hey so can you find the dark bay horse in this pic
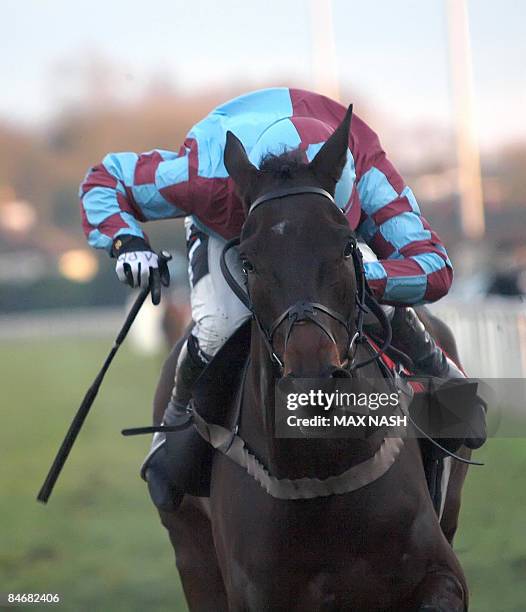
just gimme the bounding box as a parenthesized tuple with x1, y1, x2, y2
(154, 108, 469, 610)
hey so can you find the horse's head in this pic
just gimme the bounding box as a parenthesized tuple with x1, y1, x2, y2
(224, 106, 362, 379)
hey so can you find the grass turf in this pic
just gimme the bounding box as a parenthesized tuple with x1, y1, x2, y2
(1, 337, 525, 611)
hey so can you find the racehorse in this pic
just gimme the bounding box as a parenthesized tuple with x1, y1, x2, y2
(153, 109, 470, 610)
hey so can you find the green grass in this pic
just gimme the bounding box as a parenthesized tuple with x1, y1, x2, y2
(455, 439, 526, 611)
(1, 338, 187, 612)
(1, 337, 525, 611)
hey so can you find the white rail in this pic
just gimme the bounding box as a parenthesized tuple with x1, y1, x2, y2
(431, 299, 526, 378)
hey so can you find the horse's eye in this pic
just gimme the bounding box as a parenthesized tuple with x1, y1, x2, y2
(343, 239, 356, 259)
(242, 258, 254, 274)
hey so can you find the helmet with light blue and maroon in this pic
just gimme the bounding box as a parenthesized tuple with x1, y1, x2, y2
(247, 116, 355, 212)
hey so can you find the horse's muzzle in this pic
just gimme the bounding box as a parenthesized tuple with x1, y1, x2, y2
(330, 367, 351, 379)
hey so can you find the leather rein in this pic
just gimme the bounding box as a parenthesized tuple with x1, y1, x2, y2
(220, 185, 393, 374)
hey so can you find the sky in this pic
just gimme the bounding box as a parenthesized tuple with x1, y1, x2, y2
(1, 0, 524, 150)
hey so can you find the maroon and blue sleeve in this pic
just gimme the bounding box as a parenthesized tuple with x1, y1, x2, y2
(79, 146, 194, 252)
(352, 117, 453, 305)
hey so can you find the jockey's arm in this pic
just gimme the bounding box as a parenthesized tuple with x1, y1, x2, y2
(353, 121, 453, 306)
(79, 148, 195, 252)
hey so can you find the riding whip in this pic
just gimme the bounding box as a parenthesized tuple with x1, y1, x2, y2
(36, 250, 171, 504)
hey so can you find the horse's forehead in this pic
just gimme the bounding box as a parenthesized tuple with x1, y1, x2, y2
(258, 210, 321, 246)
(256, 198, 335, 238)
(270, 219, 289, 236)
(258, 196, 328, 231)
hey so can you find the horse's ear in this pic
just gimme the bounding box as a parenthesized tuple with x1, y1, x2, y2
(309, 104, 353, 193)
(224, 130, 259, 202)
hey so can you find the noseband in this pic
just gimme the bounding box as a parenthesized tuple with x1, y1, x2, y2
(220, 186, 392, 373)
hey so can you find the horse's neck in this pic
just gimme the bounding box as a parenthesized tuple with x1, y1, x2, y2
(240, 334, 385, 480)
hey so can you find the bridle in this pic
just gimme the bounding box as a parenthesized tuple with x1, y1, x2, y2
(124, 188, 484, 469)
(220, 186, 393, 374)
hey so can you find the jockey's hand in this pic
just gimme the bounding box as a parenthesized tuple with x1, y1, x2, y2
(112, 236, 170, 305)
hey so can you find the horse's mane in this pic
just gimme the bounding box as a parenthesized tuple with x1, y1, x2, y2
(258, 148, 309, 180)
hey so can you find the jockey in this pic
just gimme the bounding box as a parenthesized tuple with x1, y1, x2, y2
(80, 88, 486, 503)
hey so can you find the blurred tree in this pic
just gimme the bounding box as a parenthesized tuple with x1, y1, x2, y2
(52, 184, 81, 229)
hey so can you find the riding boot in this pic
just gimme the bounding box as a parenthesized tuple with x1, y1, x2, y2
(165, 335, 207, 420)
(391, 307, 486, 450)
(141, 335, 207, 511)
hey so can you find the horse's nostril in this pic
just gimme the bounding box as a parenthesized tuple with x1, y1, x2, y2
(331, 368, 351, 379)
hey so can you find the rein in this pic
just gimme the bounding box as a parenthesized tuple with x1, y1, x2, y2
(220, 185, 392, 373)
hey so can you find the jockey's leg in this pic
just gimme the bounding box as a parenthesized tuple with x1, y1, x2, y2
(142, 220, 251, 510)
(390, 306, 486, 450)
(357, 240, 486, 451)
(164, 334, 207, 420)
(164, 221, 251, 413)
(177, 218, 251, 396)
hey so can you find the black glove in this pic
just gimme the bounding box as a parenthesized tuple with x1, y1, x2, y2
(112, 235, 170, 305)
